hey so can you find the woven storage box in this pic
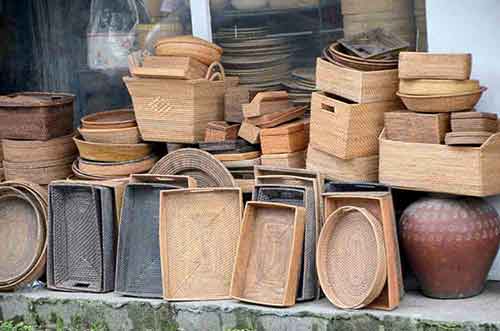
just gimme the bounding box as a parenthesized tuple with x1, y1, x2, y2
(323, 192, 404, 310)
(205, 121, 240, 142)
(316, 58, 399, 103)
(159, 188, 242, 301)
(261, 150, 306, 169)
(398, 52, 472, 80)
(385, 111, 450, 144)
(311, 92, 402, 159)
(253, 185, 317, 301)
(115, 175, 195, 298)
(124, 73, 226, 143)
(2, 134, 77, 163)
(261, 120, 308, 155)
(0, 93, 74, 141)
(48, 182, 116, 292)
(451, 112, 498, 133)
(379, 129, 500, 196)
(231, 202, 305, 307)
(307, 145, 378, 183)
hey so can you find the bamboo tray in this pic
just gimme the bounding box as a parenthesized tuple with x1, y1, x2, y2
(398, 52, 472, 80)
(397, 88, 486, 113)
(246, 106, 306, 128)
(323, 192, 404, 310)
(231, 202, 305, 307)
(159, 188, 242, 301)
(399, 79, 480, 96)
(317, 206, 386, 309)
(379, 129, 500, 196)
(78, 126, 142, 145)
(445, 132, 493, 146)
(77, 155, 159, 177)
(2, 134, 77, 163)
(81, 109, 136, 129)
(4, 156, 75, 185)
(73, 137, 152, 162)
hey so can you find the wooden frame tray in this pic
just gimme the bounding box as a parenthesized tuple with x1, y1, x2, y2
(230, 201, 305, 307)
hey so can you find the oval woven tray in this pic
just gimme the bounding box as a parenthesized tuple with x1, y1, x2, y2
(74, 137, 152, 162)
(317, 206, 387, 309)
(149, 148, 236, 188)
(78, 126, 142, 144)
(399, 79, 480, 96)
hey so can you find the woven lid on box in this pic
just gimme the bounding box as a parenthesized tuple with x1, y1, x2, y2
(260, 119, 306, 136)
(451, 111, 497, 120)
(0, 92, 74, 108)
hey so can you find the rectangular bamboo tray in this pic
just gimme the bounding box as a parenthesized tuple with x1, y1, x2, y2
(398, 52, 472, 80)
(379, 129, 500, 196)
(385, 111, 450, 144)
(311, 92, 402, 159)
(260, 120, 308, 155)
(323, 192, 404, 310)
(316, 58, 399, 103)
(306, 145, 379, 183)
(238, 121, 261, 144)
(230, 201, 305, 307)
(261, 150, 306, 169)
(124, 76, 225, 143)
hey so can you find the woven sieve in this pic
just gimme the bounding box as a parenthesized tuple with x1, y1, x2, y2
(317, 206, 387, 309)
(149, 148, 236, 188)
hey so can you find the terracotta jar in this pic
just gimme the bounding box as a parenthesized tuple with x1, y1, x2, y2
(400, 196, 500, 299)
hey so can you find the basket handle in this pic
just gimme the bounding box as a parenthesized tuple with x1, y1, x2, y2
(205, 62, 226, 81)
(209, 72, 223, 81)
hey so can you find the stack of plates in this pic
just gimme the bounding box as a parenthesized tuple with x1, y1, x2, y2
(281, 68, 317, 106)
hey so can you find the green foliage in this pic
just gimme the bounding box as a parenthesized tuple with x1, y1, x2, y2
(0, 321, 34, 331)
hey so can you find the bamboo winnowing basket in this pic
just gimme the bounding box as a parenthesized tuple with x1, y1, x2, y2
(398, 52, 472, 80)
(310, 92, 402, 159)
(230, 202, 305, 307)
(159, 188, 242, 301)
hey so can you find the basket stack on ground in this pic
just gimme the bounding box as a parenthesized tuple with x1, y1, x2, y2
(381, 52, 496, 196)
(73, 109, 158, 180)
(124, 35, 227, 144)
(238, 91, 309, 170)
(310, 32, 406, 182)
(0, 93, 76, 186)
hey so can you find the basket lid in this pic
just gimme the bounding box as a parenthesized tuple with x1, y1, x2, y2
(317, 206, 387, 309)
(0, 92, 75, 108)
(260, 119, 306, 136)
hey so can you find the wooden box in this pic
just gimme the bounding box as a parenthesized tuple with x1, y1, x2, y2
(306, 145, 379, 183)
(379, 129, 500, 196)
(230, 202, 305, 307)
(204, 121, 240, 142)
(323, 192, 404, 311)
(260, 120, 308, 155)
(385, 111, 450, 144)
(261, 150, 306, 169)
(316, 58, 399, 103)
(238, 121, 261, 144)
(451, 112, 498, 133)
(311, 92, 402, 159)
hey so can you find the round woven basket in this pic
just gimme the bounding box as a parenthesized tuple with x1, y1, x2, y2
(78, 126, 142, 144)
(149, 148, 236, 187)
(71, 160, 125, 181)
(2, 134, 77, 163)
(73, 137, 152, 162)
(81, 109, 136, 129)
(3, 156, 75, 185)
(77, 154, 159, 177)
(317, 206, 387, 309)
(155, 36, 223, 66)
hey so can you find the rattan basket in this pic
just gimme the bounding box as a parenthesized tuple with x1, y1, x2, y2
(397, 88, 487, 113)
(73, 137, 152, 162)
(317, 206, 387, 309)
(154, 36, 223, 66)
(81, 109, 136, 129)
(77, 155, 159, 177)
(2, 134, 77, 163)
(4, 156, 75, 185)
(78, 126, 142, 144)
(261, 150, 306, 169)
(398, 52, 472, 80)
(385, 111, 450, 144)
(159, 188, 242, 301)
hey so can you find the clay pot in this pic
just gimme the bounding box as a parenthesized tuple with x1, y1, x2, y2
(400, 196, 500, 299)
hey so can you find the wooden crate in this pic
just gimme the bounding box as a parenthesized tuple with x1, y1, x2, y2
(385, 111, 450, 144)
(230, 201, 305, 307)
(124, 76, 225, 143)
(379, 129, 500, 196)
(311, 92, 402, 159)
(316, 58, 399, 103)
(323, 192, 404, 311)
(260, 120, 308, 155)
(306, 145, 379, 183)
(261, 150, 306, 169)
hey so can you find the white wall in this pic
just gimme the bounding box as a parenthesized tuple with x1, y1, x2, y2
(426, 0, 500, 280)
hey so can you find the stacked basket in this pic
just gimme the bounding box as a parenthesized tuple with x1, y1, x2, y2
(73, 109, 158, 180)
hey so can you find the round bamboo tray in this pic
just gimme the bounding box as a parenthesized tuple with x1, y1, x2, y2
(328, 43, 398, 71)
(2, 134, 76, 163)
(77, 154, 159, 177)
(149, 148, 236, 187)
(399, 79, 481, 96)
(155, 36, 223, 65)
(4, 157, 75, 185)
(81, 109, 136, 129)
(78, 126, 142, 144)
(73, 137, 153, 162)
(317, 206, 387, 309)
(397, 87, 487, 113)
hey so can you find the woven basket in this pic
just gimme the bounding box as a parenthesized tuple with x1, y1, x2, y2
(159, 188, 242, 301)
(149, 148, 236, 188)
(399, 79, 480, 96)
(77, 155, 159, 177)
(225, 85, 250, 124)
(261, 120, 308, 155)
(261, 150, 306, 169)
(73, 137, 153, 162)
(317, 206, 387, 309)
(78, 126, 142, 144)
(4, 156, 75, 185)
(451, 112, 498, 133)
(154, 36, 223, 66)
(306, 145, 379, 183)
(397, 88, 486, 113)
(2, 134, 77, 163)
(124, 63, 226, 143)
(231, 202, 305, 307)
(81, 109, 136, 129)
(385, 111, 450, 144)
(398, 52, 472, 80)
(311, 92, 402, 160)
